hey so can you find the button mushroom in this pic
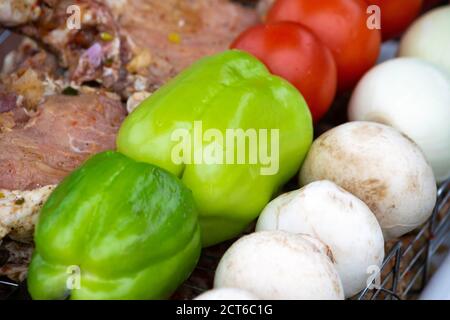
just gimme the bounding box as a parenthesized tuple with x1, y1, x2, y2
(256, 180, 385, 297)
(194, 288, 260, 300)
(214, 231, 344, 300)
(299, 121, 437, 240)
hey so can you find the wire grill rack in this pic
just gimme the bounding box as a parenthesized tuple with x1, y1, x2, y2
(357, 179, 450, 300)
(172, 179, 450, 300)
(0, 28, 449, 300)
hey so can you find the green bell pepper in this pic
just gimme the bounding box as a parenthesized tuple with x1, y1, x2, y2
(27, 151, 201, 300)
(117, 50, 313, 247)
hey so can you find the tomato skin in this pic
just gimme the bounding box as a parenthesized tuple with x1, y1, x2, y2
(231, 22, 337, 122)
(366, 0, 423, 40)
(267, 0, 381, 91)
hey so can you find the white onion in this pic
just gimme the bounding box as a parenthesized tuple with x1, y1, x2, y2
(349, 58, 450, 182)
(399, 5, 450, 75)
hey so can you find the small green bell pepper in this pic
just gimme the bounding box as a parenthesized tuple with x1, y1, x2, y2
(27, 151, 201, 300)
(117, 50, 313, 247)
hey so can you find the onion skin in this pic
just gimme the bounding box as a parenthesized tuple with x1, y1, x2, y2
(399, 5, 450, 75)
(349, 58, 450, 182)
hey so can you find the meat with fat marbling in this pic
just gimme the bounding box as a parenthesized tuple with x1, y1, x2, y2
(0, 0, 259, 95)
(0, 93, 125, 190)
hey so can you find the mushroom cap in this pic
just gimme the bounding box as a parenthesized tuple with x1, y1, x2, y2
(299, 121, 437, 239)
(194, 288, 259, 300)
(214, 231, 344, 300)
(257, 180, 385, 297)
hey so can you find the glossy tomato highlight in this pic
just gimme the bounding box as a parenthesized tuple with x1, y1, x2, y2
(267, 0, 381, 91)
(231, 22, 337, 122)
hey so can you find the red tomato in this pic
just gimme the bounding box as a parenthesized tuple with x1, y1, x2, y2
(366, 0, 423, 40)
(267, 0, 381, 91)
(231, 22, 337, 122)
